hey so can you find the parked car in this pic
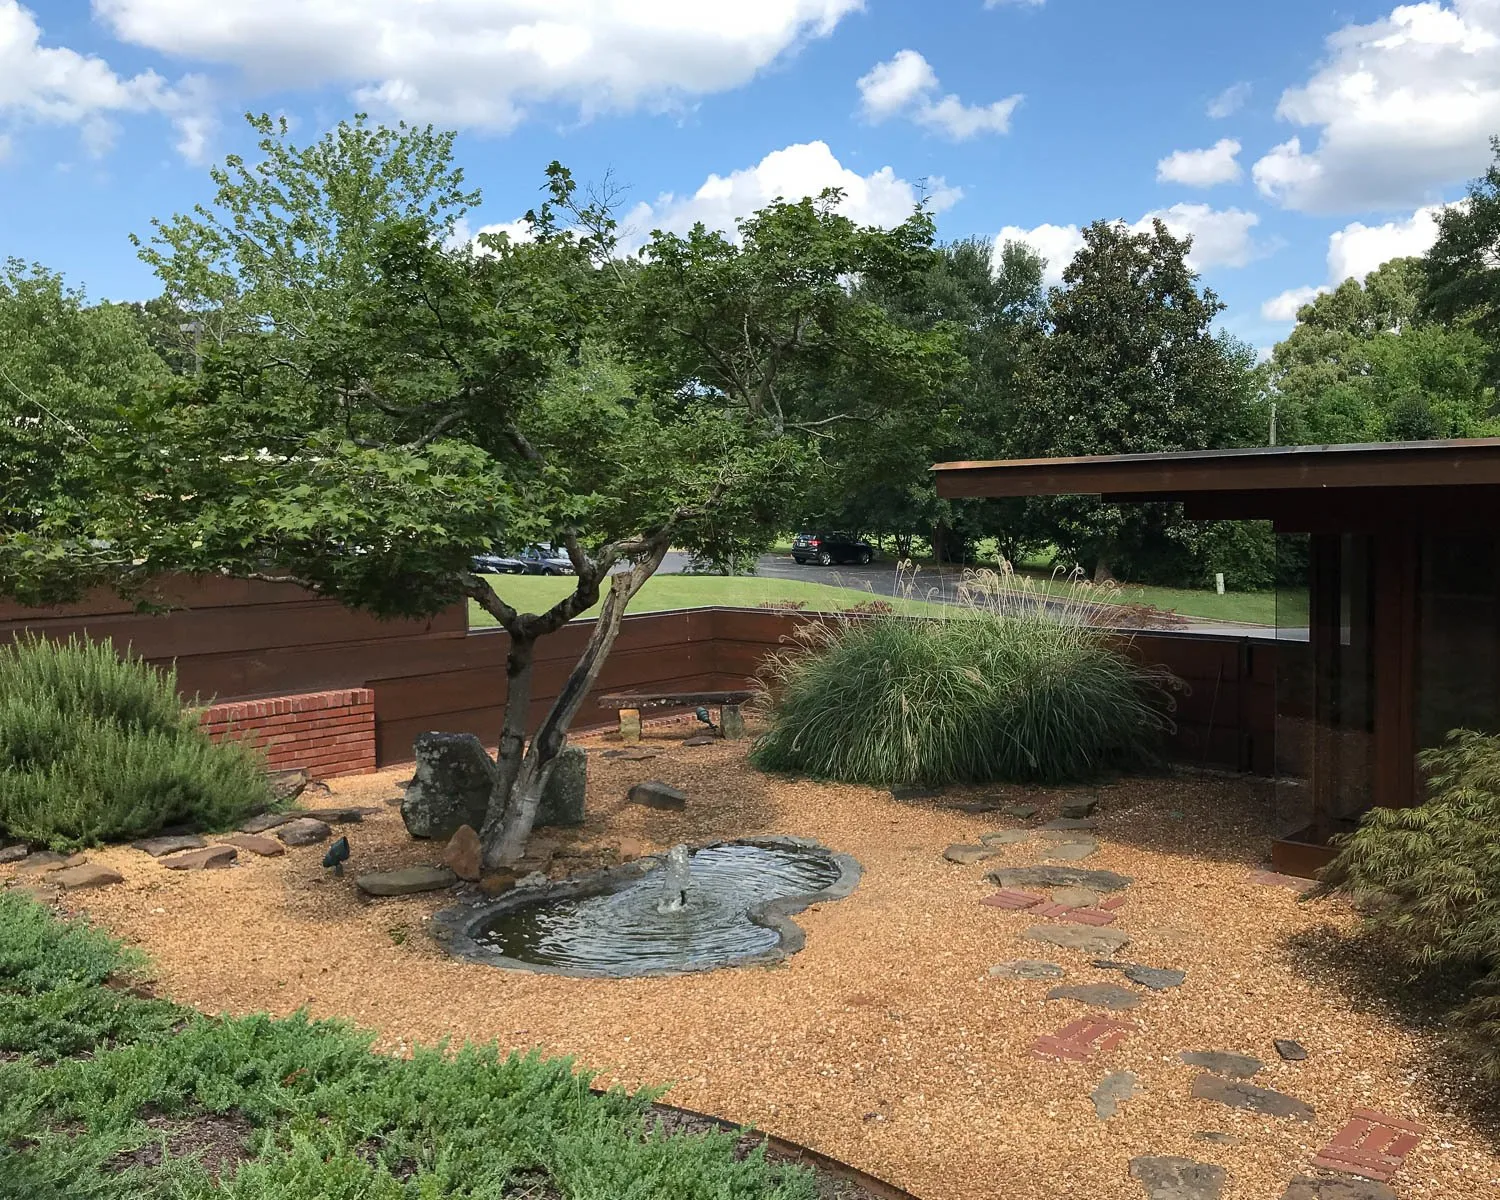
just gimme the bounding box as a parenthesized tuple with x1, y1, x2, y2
(470, 551, 525, 574)
(516, 544, 576, 575)
(790, 531, 874, 566)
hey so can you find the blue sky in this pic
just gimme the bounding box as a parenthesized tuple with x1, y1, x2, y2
(4, 1, 1498, 354)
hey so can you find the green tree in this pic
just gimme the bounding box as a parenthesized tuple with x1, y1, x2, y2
(1425, 136, 1500, 374)
(4, 115, 954, 867)
(1015, 219, 1266, 583)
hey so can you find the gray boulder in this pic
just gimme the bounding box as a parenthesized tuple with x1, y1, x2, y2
(132, 834, 207, 858)
(356, 866, 457, 896)
(1129, 1156, 1226, 1200)
(536, 745, 587, 827)
(630, 780, 687, 810)
(987, 864, 1132, 892)
(401, 732, 495, 839)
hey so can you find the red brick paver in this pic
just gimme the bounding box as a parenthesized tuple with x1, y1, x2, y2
(1098, 895, 1127, 911)
(981, 889, 1045, 910)
(1247, 869, 1316, 892)
(1031, 1015, 1136, 1061)
(1311, 1109, 1429, 1182)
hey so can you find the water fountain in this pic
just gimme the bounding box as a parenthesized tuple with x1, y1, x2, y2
(432, 837, 860, 978)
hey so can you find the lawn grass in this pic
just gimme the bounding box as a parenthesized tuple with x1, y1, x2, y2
(0, 891, 821, 1199)
(468, 571, 1285, 628)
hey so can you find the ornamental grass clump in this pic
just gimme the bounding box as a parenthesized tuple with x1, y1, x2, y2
(0, 636, 272, 850)
(1313, 727, 1500, 1080)
(750, 567, 1177, 786)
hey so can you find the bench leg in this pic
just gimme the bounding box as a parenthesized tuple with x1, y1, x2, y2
(720, 704, 746, 740)
(619, 708, 642, 744)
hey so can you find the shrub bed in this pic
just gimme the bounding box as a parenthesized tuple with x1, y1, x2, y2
(750, 574, 1177, 786)
(0, 636, 272, 849)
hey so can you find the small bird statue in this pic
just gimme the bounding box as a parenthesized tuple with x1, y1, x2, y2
(694, 705, 718, 732)
(322, 836, 350, 877)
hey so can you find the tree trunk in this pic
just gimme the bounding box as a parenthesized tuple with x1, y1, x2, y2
(482, 542, 671, 868)
(894, 532, 914, 561)
(478, 634, 536, 860)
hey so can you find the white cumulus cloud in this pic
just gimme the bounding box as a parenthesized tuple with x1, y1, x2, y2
(619, 140, 959, 252)
(857, 49, 1022, 139)
(0, 0, 209, 159)
(1207, 82, 1251, 119)
(1252, 0, 1500, 213)
(96, 0, 864, 132)
(997, 205, 1262, 286)
(1261, 285, 1330, 322)
(1157, 139, 1243, 188)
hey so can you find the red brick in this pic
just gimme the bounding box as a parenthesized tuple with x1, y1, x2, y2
(1099, 895, 1127, 911)
(1329, 1119, 1377, 1149)
(981, 889, 1045, 910)
(1351, 1109, 1428, 1136)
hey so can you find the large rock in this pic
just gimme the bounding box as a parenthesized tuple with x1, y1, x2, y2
(1047, 982, 1141, 1011)
(944, 844, 998, 865)
(15, 851, 70, 874)
(1129, 1156, 1226, 1200)
(0, 843, 29, 864)
(981, 829, 1033, 846)
(132, 834, 207, 858)
(629, 780, 687, 810)
(276, 817, 332, 847)
(1045, 840, 1099, 862)
(300, 807, 379, 824)
(1274, 1038, 1309, 1062)
(1061, 798, 1099, 819)
(400, 732, 495, 840)
(536, 745, 587, 828)
(52, 864, 124, 890)
(1024, 924, 1131, 956)
(1097, 961, 1187, 991)
(356, 866, 457, 896)
(268, 768, 311, 803)
(223, 833, 285, 857)
(1189, 1073, 1313, 1121)
(161, 845, 237, 871)
(240, 812, 294, 834)
(987, 865, 1132, 892)
(443, 825, 483, 882)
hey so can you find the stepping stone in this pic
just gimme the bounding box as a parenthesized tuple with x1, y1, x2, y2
(16, 851, 70, 874)
(132, 834, 208, 857)
(161, 845, 237, 871)
(1045, 840, 1099, 862)
(355, 866, 457, 896)
(1129, 1156, 1226, 1200)
(981, 829, 1033, 846)
(989, 960, 1064, 981)
(890, 784, 944, 800)
(1179, 1050, 1263, 1079)
(1024, 924, 1131, 956)
(682, 735, 717, 747)
(1047, 983, 1141, 1011)
(299, 807, 379, 824)
(1053, 886, 1102, 908)
(1311, 1109, 1427, 1184)
(1092, 1070, 1142, 1119)
(1247, 869, 1315, 892)
(241, 812, 294, 834)
(1032, 1015, 1135, 1061)
(1189, 1073, 1314, 1121)
(944, 844, 998, 865)
(1096, 961, 1186, 990)
(0, 843, 29, 865)
(954, 800, 1002, 815)
(602, 748, 660, 761)
(1281, 1178, 1397, 1200)
(1061, 799, 1098, 819)
(1034, 904, 1117, 926)
(988, 865, 1132, 892)
(999, 803, 1039, 819)
(1275, 1038, 1309, 1061)
(222, 833, 285, 857)
(1038, 829, 1096, 842)
(51, 864, 124, 890)
(277, 817, 333, 846)
(1040, 817, 1098, 831)
(629, 780, 687, 810)
(982, 889, 1046, 910)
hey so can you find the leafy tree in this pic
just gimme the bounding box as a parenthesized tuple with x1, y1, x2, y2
(1425, 136, 1500, 376)
(4, 115, 954, 867)
(1014, 219, 1267, 583)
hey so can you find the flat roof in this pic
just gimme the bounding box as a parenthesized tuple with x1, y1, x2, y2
(932, 438, 1500, 499)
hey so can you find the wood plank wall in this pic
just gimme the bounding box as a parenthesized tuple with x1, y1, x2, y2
(1, 579, 1279, 774)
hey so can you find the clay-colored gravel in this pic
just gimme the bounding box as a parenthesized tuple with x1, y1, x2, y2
(11, 729, 1500, 1200)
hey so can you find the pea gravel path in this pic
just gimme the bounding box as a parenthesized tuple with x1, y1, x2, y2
(13, 730, 1499, 1200)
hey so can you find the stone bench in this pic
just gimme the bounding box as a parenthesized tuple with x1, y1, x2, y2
(597, 691, 755, 743)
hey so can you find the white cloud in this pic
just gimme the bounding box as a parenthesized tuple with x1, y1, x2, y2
(1261, 285, 1330, 322)
(0, 0, 209, 160)
(1156, 138, 1243, 188)
(1252, 1, 1500, 212)
(997, 204, 1263, 286)
(96, 0, 863, 132)
(1207, 82, 1251, 119)
(620, 140, 959, 252)
(857, 49, 1022, 139)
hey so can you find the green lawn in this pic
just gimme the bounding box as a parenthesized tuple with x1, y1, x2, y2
(468, 571, 1284, 628)
(0, 891, 824, 1199)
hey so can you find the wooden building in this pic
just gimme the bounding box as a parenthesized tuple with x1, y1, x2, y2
(934, 438, 1500, 874)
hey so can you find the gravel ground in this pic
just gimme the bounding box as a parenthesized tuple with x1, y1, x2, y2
(14, 728, 1500, 1200)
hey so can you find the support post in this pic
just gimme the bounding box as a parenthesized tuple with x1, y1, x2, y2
(619, 708, 642, 744)
(720, 704, 746, 740)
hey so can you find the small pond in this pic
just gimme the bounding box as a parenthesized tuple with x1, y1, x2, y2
(433, 837, 860, 978)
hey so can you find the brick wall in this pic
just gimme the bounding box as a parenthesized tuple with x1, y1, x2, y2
(199, 688, 376, 778)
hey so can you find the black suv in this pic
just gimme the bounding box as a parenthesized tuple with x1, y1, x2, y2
(791, 532, 874, 566)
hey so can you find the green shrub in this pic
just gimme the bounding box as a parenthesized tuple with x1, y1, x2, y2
(750, 570, 1177, 786)
(1313, 727, 1500, 1080)
(0, 636, 272, 849)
